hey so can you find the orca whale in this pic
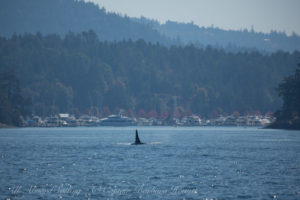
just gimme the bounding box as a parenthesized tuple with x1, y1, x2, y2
(131, 130, 144, 145)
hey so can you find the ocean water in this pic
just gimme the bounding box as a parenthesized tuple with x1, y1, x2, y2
(0, 127, 299, 200)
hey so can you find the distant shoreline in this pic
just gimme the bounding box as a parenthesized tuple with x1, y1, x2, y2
(0, 125, 273, 129)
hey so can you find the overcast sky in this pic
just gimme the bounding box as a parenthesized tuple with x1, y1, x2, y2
(85, 0, 300, 35)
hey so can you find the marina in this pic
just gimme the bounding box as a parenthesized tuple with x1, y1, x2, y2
(24, 112, 275, 127)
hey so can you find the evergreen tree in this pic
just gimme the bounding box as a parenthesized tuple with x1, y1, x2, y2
(0, 71, 31, 126)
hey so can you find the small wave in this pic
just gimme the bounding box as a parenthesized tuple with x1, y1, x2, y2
(116, 143, 131, 145)
(116, 142, 162, 145)
(150, 142, 162, 145)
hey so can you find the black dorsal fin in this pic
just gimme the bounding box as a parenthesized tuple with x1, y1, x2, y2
(134, 129, 144, 145)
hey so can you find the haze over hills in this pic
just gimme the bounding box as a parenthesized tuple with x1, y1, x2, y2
(1, 0, 300, 52)
(134, 18, 300, 53)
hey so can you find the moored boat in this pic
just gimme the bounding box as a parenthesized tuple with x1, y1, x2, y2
(100, 111, 136, 126)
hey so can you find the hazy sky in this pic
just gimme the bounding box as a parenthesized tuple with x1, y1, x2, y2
(85, 0, 300, 35)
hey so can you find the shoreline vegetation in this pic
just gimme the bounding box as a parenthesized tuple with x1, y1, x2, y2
(266, 64, 300, 130)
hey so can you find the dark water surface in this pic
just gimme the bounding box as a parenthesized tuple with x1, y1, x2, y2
(0, 127, 299, 200)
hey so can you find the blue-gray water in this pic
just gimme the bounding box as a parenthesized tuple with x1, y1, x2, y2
(0, 127, 299, 200)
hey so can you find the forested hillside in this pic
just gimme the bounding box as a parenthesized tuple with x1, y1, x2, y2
(1, 0, 300, 52)
(0, 31, 299, 117)
(0, 0, 172, 45)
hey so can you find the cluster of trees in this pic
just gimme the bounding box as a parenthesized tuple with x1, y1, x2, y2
(0, 71, 31, 126)
(269, 64, 300, 129)
(0, 31, 299, 119)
